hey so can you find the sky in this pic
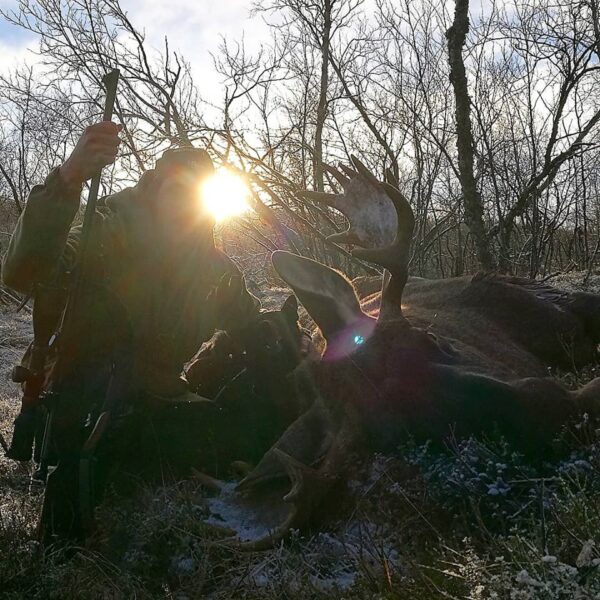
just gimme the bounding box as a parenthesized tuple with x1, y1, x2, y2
(0, 0, 270, 102)
(0, 0, 32, 71)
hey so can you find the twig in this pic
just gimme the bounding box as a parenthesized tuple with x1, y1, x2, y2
(0, 429, 9, 454)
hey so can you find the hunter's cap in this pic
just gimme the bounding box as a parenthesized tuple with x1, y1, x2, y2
(155, 147, 215, 181)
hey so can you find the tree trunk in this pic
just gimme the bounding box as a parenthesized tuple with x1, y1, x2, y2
(314, 0, 332, 192)
(446, 0, 495, 271)
(498, 225, 513, 273)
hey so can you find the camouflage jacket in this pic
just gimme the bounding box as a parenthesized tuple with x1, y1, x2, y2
(2, 168, 259, 396)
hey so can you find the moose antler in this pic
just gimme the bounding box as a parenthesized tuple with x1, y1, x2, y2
(302, 155, 415, 316)
(232, 416, 357, 551)
(193, 403, 360, 551)
(193, 450, 335, 551)
(303, 156, 398, 248)
(232, 449, 336, 551)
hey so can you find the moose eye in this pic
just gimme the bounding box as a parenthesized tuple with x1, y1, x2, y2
(353, 335, 365, 346)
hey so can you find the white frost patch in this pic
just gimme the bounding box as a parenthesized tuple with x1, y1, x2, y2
(515, 569, 544, 587)
(171, 555, 196, 576)
(349, 453, 394, 494)
(576, 540, 596, 568)
(309, 570, 357, 592)
(252, 573, 270, 588)
(204, 482, 291, 542)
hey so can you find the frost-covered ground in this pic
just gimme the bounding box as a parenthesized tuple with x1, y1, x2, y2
(545, 272, 600, 294)
(1, 272, 600, 599)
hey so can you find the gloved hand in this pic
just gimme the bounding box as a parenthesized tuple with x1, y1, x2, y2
(60, 122, 122, 187)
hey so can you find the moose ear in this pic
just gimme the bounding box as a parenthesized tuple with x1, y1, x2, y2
(272, 251, 367, 340)
(281, 294, 299, 323)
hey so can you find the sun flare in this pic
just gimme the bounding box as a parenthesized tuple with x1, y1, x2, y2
(201, 170, 251, 222)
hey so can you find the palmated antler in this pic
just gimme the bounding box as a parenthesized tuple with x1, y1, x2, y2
(193, 457, 331, 552)
(193, 405, 361, 551)
(303, 156, 399, 248)
(236, 399, 335, 490)
(227, 449, 336, 552)
(303, 155, 415, 316)
(229, 411, 359, 551)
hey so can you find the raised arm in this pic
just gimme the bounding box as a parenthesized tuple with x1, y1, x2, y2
(2, 122, 122, 294)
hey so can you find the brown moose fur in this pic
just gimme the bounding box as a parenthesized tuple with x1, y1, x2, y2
(271, 254, 600, 455)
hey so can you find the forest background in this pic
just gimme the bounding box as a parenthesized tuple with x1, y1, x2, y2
(0, 0, 599, 283)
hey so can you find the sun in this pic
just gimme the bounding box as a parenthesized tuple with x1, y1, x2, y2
(201, 169, 251, 222)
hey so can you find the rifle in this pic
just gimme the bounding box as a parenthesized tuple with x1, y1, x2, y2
(6, 286, 63, 464)
(37, 70, 121, 546)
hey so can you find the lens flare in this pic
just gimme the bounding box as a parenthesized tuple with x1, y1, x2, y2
(201, 170, 251, 222)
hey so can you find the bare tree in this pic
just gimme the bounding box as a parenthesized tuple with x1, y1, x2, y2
(1, 0, 600, 279)
(446, 0, 495, 270)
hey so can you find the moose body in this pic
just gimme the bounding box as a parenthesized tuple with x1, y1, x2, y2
(263, 268, 599, 456)
(192, 268, 600, 469)
(198, 158, 600, 549)
(354, 271, 600, 377)
(391, 274, 598, 378)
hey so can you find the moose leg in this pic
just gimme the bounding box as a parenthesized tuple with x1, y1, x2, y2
(424, 365, 591, 455)
(570, 292, 600, 343)
(573, 377, 600, 415)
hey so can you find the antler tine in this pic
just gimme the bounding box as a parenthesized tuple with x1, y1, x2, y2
(350, 155, 380, 187)
(299, 190, 342, 209)
(192, 468, 227, 493)
(380, 181, 415, 243)
(323, 163, 351, 188)
(338, 162, 358, 179)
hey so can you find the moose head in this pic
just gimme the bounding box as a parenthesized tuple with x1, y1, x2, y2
(184, 279, 316, 470)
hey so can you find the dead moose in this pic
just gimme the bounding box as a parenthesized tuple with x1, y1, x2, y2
(195, 156, 600, 550)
